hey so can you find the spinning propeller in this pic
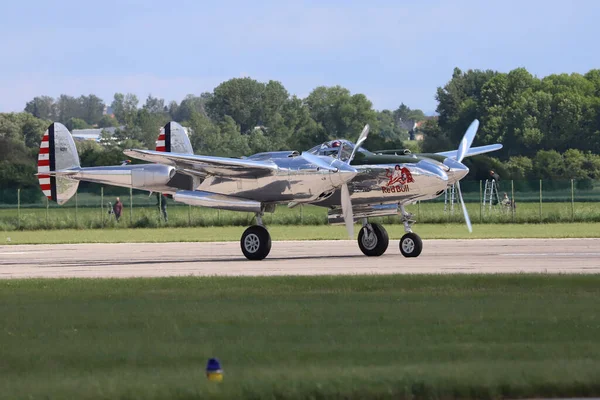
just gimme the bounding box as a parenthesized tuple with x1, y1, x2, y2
(450, 119, 480, 233)
(339, 124, 370, 239)
(300, 150, 359, 239)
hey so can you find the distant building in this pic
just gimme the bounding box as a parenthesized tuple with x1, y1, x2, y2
(102, 105, 115, 118)
(406, 116, 438, 141)
(397, 118, 419, 141)
(71, 127, 120, 142)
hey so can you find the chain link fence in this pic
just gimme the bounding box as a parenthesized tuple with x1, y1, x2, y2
(1, 179, 600, 230)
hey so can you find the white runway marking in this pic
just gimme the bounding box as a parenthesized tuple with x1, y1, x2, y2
(502, 252, 600, 256)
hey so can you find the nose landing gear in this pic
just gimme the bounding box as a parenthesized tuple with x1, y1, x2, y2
(356, 204, 423, 258)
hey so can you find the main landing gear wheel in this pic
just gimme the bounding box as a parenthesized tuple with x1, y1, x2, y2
(241, 225, 272, 260)
(399, 232, 422, 258)
(358, 223, 389, 257)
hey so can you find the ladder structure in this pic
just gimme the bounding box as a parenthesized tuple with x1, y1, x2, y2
(444, 184, 456, 212)
(483, 179, 500, 210)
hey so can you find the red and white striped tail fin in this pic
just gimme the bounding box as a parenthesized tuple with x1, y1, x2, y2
(37, 125, 54, 201)
(156, 121, 194, 154)
(37, 123, 80, 205)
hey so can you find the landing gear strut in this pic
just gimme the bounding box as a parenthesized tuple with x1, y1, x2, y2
(240, 212, 272, 260)
(399, 204, 422, 257)
(358, 219, 389, 256)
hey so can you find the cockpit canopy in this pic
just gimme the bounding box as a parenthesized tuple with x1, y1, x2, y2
(306, 139, 372, 162)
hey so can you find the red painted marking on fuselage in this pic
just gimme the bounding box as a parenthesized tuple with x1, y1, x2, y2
(381, 185, 410, 193)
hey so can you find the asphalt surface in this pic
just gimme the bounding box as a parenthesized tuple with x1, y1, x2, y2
(1, 238, 599, 278)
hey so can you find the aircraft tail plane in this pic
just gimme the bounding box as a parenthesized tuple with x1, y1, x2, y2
(156, 121, 194, 154)
(37, 123, 81, 205)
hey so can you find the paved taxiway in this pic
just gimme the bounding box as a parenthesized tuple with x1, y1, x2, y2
(1, 238, 599, 278)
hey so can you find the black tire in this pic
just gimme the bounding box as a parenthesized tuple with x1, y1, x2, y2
(358, 223, 389, 257)
(240, 225, 272, 260)
(399, 232, 423, 258)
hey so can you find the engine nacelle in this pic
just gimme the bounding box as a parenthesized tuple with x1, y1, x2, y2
(131, 164, 176, 188)
(70, 164, 177, 191)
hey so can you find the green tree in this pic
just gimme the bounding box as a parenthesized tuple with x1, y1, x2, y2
(533, 150, 565, 179)
(66, 118, 90, 131)
(505, 156, 533, 180)
(419, 119, 453, 153)
(304, 85, 378, 142)
(206, 78, 266, 133)
(435, 67, 498, 143)
(111, 93, 138, 125)
(78, 94, 105, 125)
(142, 94, 166, 114)
(187, 111, 220, 154)
(393, 103, 425, 124)
(55, 95, 81, 124)
(97, 115, 119, 128)
(173, 94, 210, 122)
(24, 96, 55, 121)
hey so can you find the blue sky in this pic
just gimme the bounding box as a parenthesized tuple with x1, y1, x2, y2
(1, 0, 599, 114)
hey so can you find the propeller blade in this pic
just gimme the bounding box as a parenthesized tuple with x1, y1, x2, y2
(301, 151, 338, 172)
(347, 124, 370, 164)
(455, 180, 472, 233)
(340, 183, 354, 239)
(456, 119, 479, 163)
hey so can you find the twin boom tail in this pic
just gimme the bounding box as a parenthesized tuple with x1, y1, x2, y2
(37, 122, 181, 205)
(37, 123, 81, 205)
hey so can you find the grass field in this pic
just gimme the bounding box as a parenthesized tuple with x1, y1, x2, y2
(2, 222, 600, 244)
(2, 200, 600, 231)
(1, 275, 599, 399)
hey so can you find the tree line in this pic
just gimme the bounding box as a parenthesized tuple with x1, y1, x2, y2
(2, 67, 600, 201)
(421, 67, 600, 186)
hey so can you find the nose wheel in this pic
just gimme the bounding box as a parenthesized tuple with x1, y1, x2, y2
(399, 232, 422, 258)
(241, 225, 272, 260)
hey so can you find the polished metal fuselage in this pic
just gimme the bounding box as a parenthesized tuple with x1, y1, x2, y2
(193, 154, 451, 210)
(61, 151, 455, 217)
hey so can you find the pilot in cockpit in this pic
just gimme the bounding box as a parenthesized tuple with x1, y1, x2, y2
(314, 140, 354, 161)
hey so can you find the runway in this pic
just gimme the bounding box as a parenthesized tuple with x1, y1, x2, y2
(1, 238, 600, 279)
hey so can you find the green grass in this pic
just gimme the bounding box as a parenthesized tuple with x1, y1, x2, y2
(1, 275, 599, 399)
(3, 200, 600, 231)
(3, 222, 600, 244)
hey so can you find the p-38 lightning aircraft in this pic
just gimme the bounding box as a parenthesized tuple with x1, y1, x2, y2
(37, 119, 501, 260)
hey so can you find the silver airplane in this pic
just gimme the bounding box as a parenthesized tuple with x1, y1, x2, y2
(36, 120, 501, 260)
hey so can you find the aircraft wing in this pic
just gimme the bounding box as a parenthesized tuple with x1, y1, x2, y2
(123, 149, 279, 178)
(436, 144, 503, 159)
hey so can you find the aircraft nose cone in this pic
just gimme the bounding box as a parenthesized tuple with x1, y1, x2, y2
(443, 158, 469, 183)
(416, 160, 449, 181)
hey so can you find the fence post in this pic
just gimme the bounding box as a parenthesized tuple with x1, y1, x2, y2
(101, 186, 104, 227)
(511, 180, 515, 223)
(17, 188, 21, 230)
(479, 180, 482, 223)
(75, 191, 78, 227)
(571, 179, 574, 222)
(539, 180, 542, 223)
(130, 187, 133, 225)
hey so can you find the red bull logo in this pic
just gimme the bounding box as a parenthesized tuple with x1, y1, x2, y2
(382, 165, 414, 193)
